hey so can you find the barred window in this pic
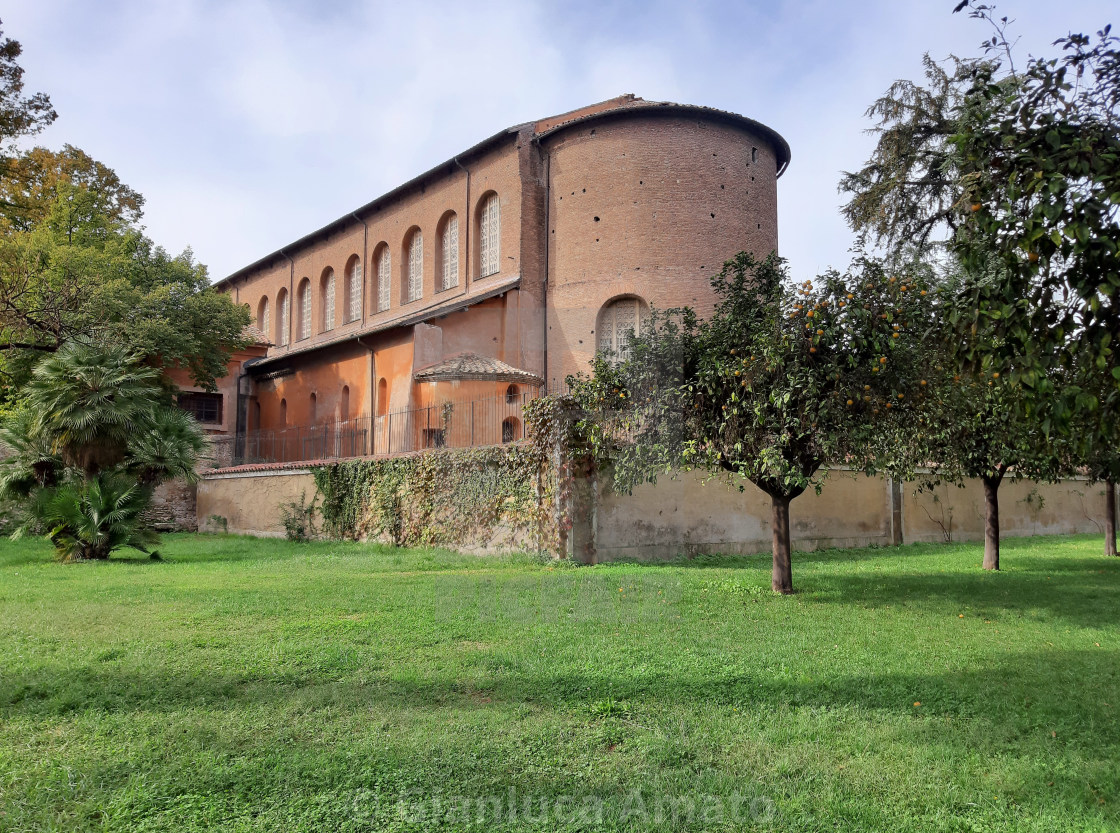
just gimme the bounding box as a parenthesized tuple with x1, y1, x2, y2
(179, 392, 222, 425)
(277, 289, 290, 346)
(376, 246, 391, 312)
(321, 268, 335, 331)
(346, 256, 362, 322)
(440, 214, 459, 291)
(297, 278, 312, 340)
(479, 193, 500, 277)
(407, 230, 423, 302)
(597, 296, 647, 363)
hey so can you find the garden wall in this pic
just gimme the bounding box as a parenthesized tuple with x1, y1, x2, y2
(590, 470, 1108, 562)
(197, 445, 554, 552)
(197, 468, 315, 537)
(197, 454, 1112, 558)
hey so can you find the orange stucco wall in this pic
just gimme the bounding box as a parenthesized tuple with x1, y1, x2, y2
(215, 98, 787, 457)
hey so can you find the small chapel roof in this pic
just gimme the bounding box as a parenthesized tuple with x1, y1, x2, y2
(414, 353, 543, 384)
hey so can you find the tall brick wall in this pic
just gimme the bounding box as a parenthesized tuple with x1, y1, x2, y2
(542, 112, 781, 386)
(214, 99, 789, 440)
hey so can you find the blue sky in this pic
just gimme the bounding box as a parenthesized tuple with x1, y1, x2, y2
(6, 0, 1115, 283)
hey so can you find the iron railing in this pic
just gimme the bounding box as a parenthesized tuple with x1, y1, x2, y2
(218, 390, 542, 467)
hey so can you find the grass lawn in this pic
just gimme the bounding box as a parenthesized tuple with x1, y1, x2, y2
(0, 533, 1117, 832)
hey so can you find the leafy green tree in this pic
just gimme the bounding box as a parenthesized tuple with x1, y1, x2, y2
(0, 342, 205, 560)
(573, 253, 931, 593)
(840, 5, 1117, 562)
(0, 20, 56, 172)
(951, 14, 1120, 443)
(0, 181, 250, 391)
(0, 144, 143, 233)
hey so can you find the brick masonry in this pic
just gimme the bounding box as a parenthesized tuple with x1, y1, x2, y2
(210, 96, 790, 440)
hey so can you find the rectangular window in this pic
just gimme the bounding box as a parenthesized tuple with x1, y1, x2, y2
(179, 392, 223, 425)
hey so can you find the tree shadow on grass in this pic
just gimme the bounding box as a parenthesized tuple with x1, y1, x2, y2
(804, 560, 1120, 630)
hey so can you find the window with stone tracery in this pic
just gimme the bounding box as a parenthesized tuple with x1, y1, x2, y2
(376, 245, 391, 311)
(277, 290, 290, 346)
(406, 230, 423, 302)
(258, 297, 270, 341)
(346, 256, 362, 322)
(478, 193, 500, 277)
(321, 268, 335, 331)
(297, 279, 312, 340)
(440, 214, 459, 291)
(596, 296, 647, 363)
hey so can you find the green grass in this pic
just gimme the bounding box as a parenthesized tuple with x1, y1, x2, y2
(0, 534, 1117, 832)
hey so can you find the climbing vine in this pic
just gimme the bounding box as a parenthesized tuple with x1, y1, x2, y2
(311, 443, 555, 551)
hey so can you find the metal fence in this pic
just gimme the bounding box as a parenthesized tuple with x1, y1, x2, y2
(222, 390, 542, 467)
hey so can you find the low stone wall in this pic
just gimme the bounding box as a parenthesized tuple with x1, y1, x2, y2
(146, 479, 199, 531)
(903, 477, 1106, 544)
(198, 458, 1111, 559)
(594, 469, 895, 561)
(590, 470, 1107, 561)
(197, 468, 315, 537)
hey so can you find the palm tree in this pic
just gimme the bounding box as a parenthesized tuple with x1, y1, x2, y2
(4, 341, 207, 559)
(25, 341, 162, 475)
(127, 405, 206, 486)
(26, 471, 159, 560)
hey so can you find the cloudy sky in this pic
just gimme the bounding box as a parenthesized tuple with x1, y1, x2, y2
(6, 0, 1114, 283)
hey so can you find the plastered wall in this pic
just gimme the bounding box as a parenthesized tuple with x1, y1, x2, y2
(199, 462, 1111, 557)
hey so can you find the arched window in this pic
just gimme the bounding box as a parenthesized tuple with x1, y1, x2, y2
(597, 296, 647, 363)
(377, 378, 389, 416)
(405, 229, 423, 302)
(297, 278, 312, 340)
(505, 384, 519, 404)
(438, 212, 459, 291)
(340, 385, 350, 421)
(252, 401, 261, 431)
(309, 392, 317, 424)
(375, 244, 391, 312)
(257, 297, 270, 341)
(502, 417, 520, 443)
(280, 398, 287, 427)
(276, 289, 290, 346)
(478, 192, 500, 277)
(321, 268, 336, 332)
(345, 255, 362, 322)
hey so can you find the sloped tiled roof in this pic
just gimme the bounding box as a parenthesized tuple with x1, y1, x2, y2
(414, 353, 543, 384)
(242, 324, 270, 346)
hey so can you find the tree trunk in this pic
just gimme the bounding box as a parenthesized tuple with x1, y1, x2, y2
(771, 493, 793, 594)
(1107, 480, 1117, 557)
(982, 475, 1001, 571)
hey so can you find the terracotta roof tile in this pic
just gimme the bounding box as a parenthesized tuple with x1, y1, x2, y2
(414, 352, 543, 384)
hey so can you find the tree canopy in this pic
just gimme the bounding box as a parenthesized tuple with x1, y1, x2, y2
(572, 252, 932, 592)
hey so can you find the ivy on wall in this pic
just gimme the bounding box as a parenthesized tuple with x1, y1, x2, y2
(311, 443, 556, 551)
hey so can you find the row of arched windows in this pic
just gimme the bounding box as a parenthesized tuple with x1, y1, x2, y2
(255, 193, 500, 346)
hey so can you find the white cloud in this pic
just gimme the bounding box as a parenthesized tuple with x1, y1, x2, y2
(4, 0, 1116, 281)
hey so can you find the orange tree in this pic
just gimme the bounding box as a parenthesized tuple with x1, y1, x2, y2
(842, 5, 1119, 552)
(571, 252, 931, 593)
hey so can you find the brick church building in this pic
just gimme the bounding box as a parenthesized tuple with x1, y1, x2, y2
(202, 95, 789, 463)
